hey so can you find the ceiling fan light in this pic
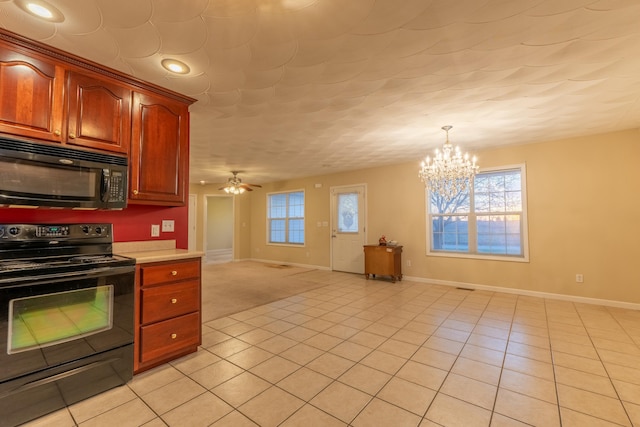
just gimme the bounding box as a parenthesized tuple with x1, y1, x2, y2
(219, 171, 260, 195)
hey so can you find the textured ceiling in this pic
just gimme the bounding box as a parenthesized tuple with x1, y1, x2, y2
(1, 0, 639, 185)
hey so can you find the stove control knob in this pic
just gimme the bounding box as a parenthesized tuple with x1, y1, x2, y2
(81, 226, 90, 234)
(9, 226, 20, 236)
(94, 226, 102, 234)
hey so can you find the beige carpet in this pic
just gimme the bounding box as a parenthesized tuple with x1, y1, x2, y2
(200, 261, 326, 322)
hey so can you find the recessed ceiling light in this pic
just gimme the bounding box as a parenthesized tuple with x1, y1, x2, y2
(15, 0, 65, 22)
(161, 59, 190, 75)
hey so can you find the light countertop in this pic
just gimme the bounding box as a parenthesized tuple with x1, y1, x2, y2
(113, 240, 203, 264)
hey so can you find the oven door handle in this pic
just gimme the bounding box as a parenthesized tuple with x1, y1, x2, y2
(0, 265, 135, 286)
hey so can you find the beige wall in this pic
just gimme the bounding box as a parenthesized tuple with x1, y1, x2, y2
(192, 129, 640, 304)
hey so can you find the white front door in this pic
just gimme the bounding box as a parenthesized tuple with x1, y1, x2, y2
(331, 184, 366, 274)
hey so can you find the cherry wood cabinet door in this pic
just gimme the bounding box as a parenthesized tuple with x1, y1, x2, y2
(65, 71, 132, 154)
(129, 90, 189, 206)
(0, 41, 64, 141)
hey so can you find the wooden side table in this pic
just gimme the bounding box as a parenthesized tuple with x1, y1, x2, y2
(363, 245, 403, 282)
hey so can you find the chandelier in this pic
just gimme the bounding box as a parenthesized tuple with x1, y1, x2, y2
(418, 125, 479, 200)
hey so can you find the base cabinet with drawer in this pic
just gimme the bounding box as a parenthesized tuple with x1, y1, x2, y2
(363, 245, 403, 283)
(134, 257, 202, 373)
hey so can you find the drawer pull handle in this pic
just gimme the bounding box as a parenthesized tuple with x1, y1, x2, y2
(171, 270, 178, 276)
(171, 333, 177, 339)
(171, 298, 177, 304)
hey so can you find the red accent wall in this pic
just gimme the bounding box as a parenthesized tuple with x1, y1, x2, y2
(0, 204, 188, 248)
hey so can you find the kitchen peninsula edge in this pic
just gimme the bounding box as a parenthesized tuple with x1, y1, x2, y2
(113, 240, 203, 263)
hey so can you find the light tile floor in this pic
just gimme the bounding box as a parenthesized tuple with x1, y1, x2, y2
(25, 270, 640, 426)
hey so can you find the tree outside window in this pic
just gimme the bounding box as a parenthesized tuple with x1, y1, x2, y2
(428, 165, 527, 260)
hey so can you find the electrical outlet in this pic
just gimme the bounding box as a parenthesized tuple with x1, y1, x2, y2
(576, 274, 584, 283)
(162, 220, 175, 232)
(406, 260, 412, 267)
(151, 224, 160, 237)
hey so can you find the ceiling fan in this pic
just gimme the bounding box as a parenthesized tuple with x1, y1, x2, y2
(219, 171, 262, 194)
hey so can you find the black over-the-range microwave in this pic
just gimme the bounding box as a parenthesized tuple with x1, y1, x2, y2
(0, 137, 128, 210)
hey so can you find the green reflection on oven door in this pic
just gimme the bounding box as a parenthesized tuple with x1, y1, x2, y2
(9, 285, 113, 354)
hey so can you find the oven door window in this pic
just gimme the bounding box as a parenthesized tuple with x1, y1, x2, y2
(8, 285, 113, 354)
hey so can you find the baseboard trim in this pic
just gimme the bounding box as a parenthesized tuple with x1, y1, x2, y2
(248, 258, 331, 271)
(237, 258, 639, 310)
(403, 275, 640, 311)
(206, 248, 232, 264)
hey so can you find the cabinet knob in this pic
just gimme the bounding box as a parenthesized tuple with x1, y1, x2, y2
(171, 270, 178, 276)
(171, 298, 177, 304)
(69, 133, 76, 139)
(133, 190, 139, 195)
(171, 333, 177, 339)
(54, 129, 61, 136)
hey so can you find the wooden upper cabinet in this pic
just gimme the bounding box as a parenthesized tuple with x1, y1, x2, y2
(129, 90, 189, 206)
(0, 41, 132, 154)
(65, 71, 132, 154)
(0, 29, 195, 206)
(0, 41, 64, 141)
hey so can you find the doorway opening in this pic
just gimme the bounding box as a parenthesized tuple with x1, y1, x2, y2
(203, 195, 234, 264)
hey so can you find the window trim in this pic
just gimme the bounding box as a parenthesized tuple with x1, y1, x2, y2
(266, 189, 306, 247)
(426, 163, 529, 262)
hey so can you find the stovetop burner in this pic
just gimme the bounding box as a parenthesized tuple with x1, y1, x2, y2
(0, 223, 135, 282)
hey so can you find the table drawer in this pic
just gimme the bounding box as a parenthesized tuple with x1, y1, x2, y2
(140, 259, 200, 286)
(140, 312, 200, 363)
(141, 279, 200, 324)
